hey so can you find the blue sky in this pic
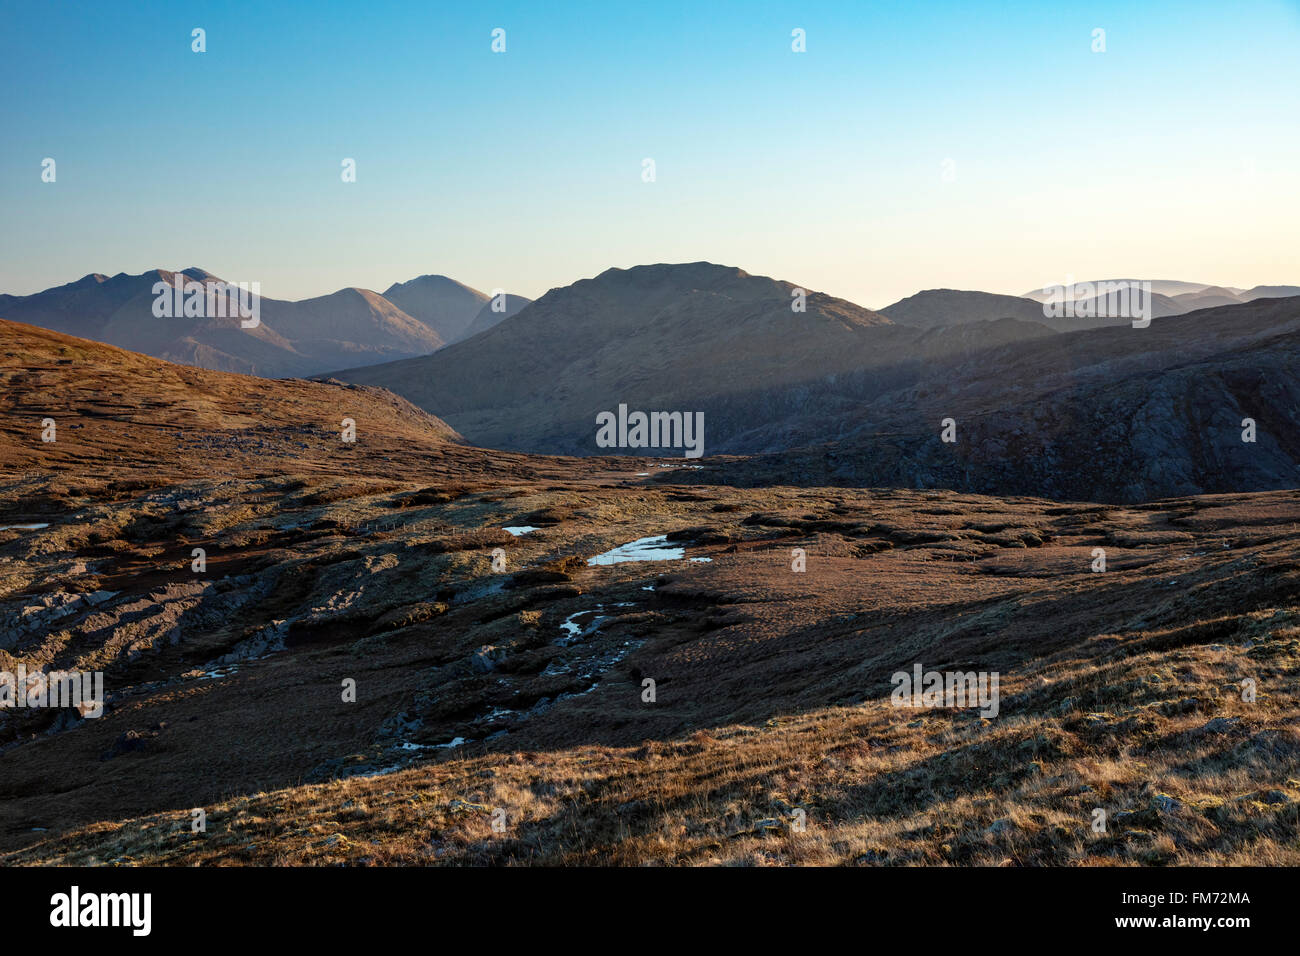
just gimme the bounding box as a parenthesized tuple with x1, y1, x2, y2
(2, 0, 1298, 307)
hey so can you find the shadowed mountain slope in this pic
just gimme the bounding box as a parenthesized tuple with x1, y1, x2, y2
(881, 289, 1048, 329)
(461, 293, 533, 341)
(703, 296, 1300, 502)
(329, 263, 1057, 455)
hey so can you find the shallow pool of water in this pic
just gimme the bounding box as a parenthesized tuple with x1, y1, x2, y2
(587, 535, 685, 565)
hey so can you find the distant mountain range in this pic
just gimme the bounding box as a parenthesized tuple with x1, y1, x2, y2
(1022, 279, 1300, 305)
(879, 288, 1142, 332)
(0, 269, 531, 378)
(327, 263, 1055, 454)
(4, 267, 1292, 382)
(5, 261, 1299, 501)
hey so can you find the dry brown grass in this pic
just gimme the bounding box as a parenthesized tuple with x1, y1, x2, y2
(8, 616, 1297, 867)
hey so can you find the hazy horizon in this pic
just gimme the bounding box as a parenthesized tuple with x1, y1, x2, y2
(3, 260, 1296, 314)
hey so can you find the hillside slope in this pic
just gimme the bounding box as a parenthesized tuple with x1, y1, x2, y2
(0, 319, 464, 481)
